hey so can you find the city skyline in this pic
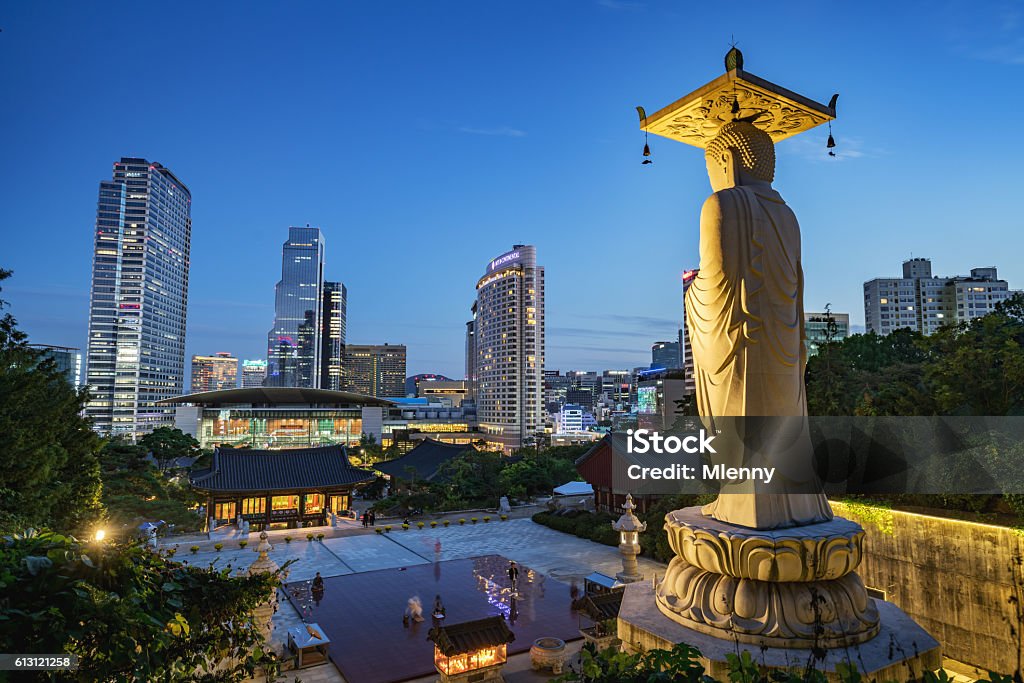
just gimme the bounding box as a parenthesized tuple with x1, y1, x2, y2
(3, 3, 1023, 379)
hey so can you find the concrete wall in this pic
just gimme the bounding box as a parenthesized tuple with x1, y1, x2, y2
(832, 501, 1024, 675)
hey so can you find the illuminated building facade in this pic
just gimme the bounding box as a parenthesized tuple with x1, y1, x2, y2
(85, 157, 191, 437)
(265, 226, 326, 388)
(804, 311, 850, 356)
(191, 352, 239, 392)
(651, 340, 681, 370)
(320, 281, 347, 390)
(344, 343, 406, 398)
(473, 245, 545, 452)
(163, 387, 391, 450)
(681, 268, 699, 395)
(241, 359, 268, 387)
(29, 344, 82, 387)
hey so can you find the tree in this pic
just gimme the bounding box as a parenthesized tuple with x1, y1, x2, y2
(0, 529, 283, 682)
(0, 269, 104, 535)
(926, 293, 1024, 415)
(141, 427, 200, 471)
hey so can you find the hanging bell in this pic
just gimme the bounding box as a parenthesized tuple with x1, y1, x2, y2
(827, 133, 836, 149)
(643, 143, 651, 157)
(731, 98, 740, 116)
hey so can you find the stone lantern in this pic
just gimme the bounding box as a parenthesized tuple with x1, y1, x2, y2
(612, 494, 646, 583)
(248, 531, 280, 644)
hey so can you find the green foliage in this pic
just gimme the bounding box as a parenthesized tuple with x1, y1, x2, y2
(807, 294, 1024, 417)
(533, 510, 619, 547)
(555, 641, 706, 683)
(140, 426, 200, 471)
(0, 529, 283, 682)
(833, 499, 896, 535)
(97, 438, 203, 534)
(0, 269, 104, 535)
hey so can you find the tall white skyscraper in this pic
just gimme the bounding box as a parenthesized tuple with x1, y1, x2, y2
(85, 157, 191, 438)
(472, 245, 545, 452)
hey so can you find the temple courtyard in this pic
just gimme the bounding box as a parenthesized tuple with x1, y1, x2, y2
(164, 516, 665, 682)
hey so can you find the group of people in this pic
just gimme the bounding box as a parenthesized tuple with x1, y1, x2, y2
(361, 510, 376, 527)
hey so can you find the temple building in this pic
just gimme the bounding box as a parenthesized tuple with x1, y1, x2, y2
(160, 386, 393, 450)
(375, 439, 478, 487)
(189, 444, 374, 530)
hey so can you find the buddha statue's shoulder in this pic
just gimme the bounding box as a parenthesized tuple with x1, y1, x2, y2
(702, 187, 755, 217)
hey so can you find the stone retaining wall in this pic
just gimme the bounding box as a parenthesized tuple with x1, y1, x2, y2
(832, 501, 1024, 675)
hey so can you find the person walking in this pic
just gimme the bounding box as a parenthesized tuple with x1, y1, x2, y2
(507, 560, 520, 591)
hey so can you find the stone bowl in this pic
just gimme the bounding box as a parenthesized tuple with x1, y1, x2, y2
(530, 637, 566, 673)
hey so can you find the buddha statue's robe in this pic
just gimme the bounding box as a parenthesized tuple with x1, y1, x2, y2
(685, 183, 832, 529)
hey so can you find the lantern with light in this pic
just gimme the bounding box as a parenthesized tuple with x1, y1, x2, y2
(612, 493, 646, 583)
(428, 616, 514, 683)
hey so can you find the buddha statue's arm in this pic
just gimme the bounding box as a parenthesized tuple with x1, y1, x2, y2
(697, 193, 726, 276)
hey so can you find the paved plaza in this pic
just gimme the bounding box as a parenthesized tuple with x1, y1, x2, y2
(223, 517, 666, 682)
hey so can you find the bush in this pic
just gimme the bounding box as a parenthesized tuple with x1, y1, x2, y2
(306, 534, 314, 542)
(385, 525, 393, 532)
(402, 523, 410, 530)
(483, 516, 491, 523)
(531, 510, 619, 548)
(316, 533, 324, 542)
(238, 540, 248, 549)
(165, 547, 177, 558)
(458, 519, 466, 525)
(443, 520, 450, 527)
(471, 517, 478, 524)
(500, 514, 508, 521)
(214, 543, 223, 552)
(189, 545, 199, 554)
(284, 536, 292, 544)
(375, 528, 383, 534)
(430, 521, 438, 528)
(417, 521, 425, 529)
(1006, 494, 1024, 520)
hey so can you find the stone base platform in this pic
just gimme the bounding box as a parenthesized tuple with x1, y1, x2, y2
(619, 581, 941, 682)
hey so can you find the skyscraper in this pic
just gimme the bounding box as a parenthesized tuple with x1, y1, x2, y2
(265, 226, 326, 387)
(241, 359, 268, 388)
(344, 344, 407, 397)
(473, 245, 545, 452)
(320, 281, 347, 390)
(465, 302, 477, 400)
(680, 268, 699, 395)
(190, 352, 239, 392)
(85, 157, 191, 437)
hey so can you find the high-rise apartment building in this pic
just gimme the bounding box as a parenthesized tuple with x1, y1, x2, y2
(241, 359, 268, 388)
(29, 344, 82, 387)
(85, 157, 191, 437)
(473, 245, 545, 452)
(804, 311, 850, 356)
(190, 352, 239, 392)
(864, 258, 1014, 336)
(680, 268, 699, 395)
(344, 344, 407, 397)
(320, 281, 347, 390)
(265, 226, 326, 388)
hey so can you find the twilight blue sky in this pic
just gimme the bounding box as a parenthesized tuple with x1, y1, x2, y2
(1, 2, 1022, 380)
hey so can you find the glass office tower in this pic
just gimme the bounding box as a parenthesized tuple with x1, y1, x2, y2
(85, 157, 191, 438)
(265, 226, 326, 387)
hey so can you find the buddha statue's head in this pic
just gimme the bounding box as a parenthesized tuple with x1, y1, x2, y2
(705, 120, 775, 192)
